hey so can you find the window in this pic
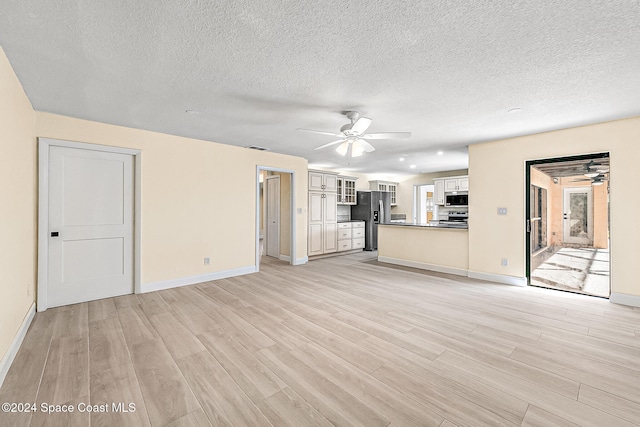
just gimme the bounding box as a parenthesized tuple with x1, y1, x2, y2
(530, 185, 547, 252)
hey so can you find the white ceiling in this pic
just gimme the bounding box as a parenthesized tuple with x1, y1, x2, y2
(1, 1, 639, 175)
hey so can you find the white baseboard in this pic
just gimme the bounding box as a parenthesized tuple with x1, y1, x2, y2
(294, 256, 308, 265)
(141, 266, 257, 293)
(377, 256, 468, 277)
(467, 270, 527, 286)
(609, 292, 640, 308)
(279, 254, 291, 262)
(0, 302, 36, 388)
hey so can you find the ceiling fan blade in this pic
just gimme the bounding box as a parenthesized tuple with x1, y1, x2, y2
(351, 117, 372, 134)
(314, 139, 346, 150)
(361, 132, 411, 139)
(358, 138, 376, 152)
(297, 128, 343, 137)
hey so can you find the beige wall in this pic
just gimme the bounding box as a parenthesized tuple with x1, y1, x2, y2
(35, 113, 308, 284)
(469, 117, 640, 297)
(0, 47, 37, 362)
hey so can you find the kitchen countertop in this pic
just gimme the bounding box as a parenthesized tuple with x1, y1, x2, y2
(337, 220, 365, 223)
(380, 222, 468, 230)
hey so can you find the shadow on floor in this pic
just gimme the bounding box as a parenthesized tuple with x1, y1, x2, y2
(531, 246, 610, 298)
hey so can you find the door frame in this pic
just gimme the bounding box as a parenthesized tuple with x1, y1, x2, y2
(264, 175, 281, 258)
(255, 166, 297, 269)
(524, 151, 609, 286)
(37, 138, 142, 312)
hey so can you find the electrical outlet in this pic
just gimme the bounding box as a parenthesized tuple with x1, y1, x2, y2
(501, 258, 508, 267)
(497, 207, 508, 215)
(204, 257, 210, 265)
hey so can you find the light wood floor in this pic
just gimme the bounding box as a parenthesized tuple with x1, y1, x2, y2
(1, 252, 639, 427)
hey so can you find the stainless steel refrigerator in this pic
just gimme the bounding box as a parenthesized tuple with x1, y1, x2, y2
(350, 191, 391, 251)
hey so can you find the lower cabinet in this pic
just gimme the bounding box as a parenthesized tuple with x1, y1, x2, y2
(337, 221, 365, 252)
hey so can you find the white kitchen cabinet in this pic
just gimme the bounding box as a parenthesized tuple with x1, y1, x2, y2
(434, 179, 445, 205)
(337, 176, 357, 205)
(351, 221, 365, 249)
(458, 176, 469, 191)
(308, 171, 338, 256)
(444, 176, 468, 192)
(309, 170, 338, 192)
(336, 221, 365, 252)
(434, 175, 468, 205)
(369, 180, 398, 206)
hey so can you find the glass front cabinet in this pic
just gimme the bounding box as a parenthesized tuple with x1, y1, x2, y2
(337, 176, 357, 205)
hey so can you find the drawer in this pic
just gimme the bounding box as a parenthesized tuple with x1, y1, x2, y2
(338, 240, 352, 251)
(338, 229, 352, 240)
(352, 238, 365, 249)
(351, 221, 365, 228)
(352, 228, 364, 238)
(338, 222, 352, 229)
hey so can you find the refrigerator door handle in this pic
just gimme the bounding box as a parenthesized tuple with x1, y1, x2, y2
(379, 200, 384, 224)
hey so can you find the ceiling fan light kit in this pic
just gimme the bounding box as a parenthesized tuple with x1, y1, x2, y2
(297, 111, 411, 160)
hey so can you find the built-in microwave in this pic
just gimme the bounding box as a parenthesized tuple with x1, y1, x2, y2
(445, 194, 468, 206)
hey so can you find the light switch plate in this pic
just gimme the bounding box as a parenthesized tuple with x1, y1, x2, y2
(498, 207, 507, 215)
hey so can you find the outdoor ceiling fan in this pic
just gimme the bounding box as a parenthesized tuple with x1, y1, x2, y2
(570, 160, 610, 186)
(297, 111, 411, 159)
(583, 160, 609, 177)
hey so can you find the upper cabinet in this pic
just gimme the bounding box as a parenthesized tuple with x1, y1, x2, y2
(337, 176, 357, 205)
(309, 170, 338, 192)
(443, 176, 468, 192)
(434, 175, 469, 205)
(370, 180, 398, 206)
(434, 179, 445, 205)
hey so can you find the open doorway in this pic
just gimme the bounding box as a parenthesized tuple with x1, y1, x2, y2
(413, 184, 436, 224)
(526, 153, 610, 298)
(256, 167, 295, 269)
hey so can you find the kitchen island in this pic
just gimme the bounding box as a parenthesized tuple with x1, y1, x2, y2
(378, 223, 469, 276)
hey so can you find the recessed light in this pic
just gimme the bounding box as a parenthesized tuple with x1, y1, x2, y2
(508, 108, 522, 114)
(185, 109, 200, 114)
(410, 164, 416, 169)
(437, 151, 444, 155)
(399, 157, 405, 161)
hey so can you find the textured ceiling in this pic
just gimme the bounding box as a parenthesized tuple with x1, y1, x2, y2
(1, 0, 639, 175)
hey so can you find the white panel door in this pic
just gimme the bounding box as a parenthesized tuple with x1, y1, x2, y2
(266, 176, 280, 258)
(48, 146, 134, 307)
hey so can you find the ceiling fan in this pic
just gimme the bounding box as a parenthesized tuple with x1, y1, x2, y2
(297, 111, 411, 159)
(583, 160, 609, 177)
(570, 160, 610, 185)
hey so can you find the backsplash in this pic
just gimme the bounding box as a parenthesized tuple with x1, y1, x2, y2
(337, 205, 351, 222)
